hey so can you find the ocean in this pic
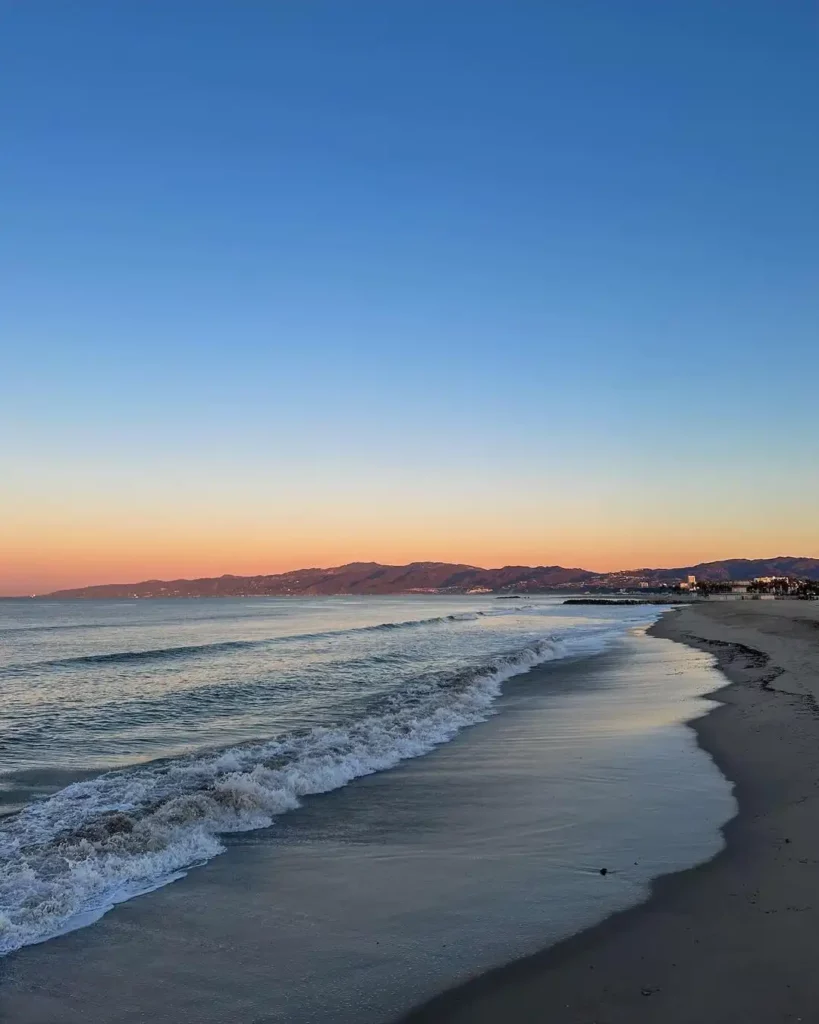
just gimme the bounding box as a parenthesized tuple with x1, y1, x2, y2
(0, 596, 735, 1019)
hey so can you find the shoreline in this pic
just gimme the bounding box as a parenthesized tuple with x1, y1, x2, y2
(0, 611, 729, 1023)
(397, 600, 819, 1023)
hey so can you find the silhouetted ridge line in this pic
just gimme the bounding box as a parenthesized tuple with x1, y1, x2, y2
(39, 557, 819, 598)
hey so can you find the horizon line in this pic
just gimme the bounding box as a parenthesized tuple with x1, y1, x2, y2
(22, 552, 818, 598)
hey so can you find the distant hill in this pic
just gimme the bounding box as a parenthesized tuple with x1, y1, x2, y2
(584, 557, 819, 588)
(40, 556, 819, 598)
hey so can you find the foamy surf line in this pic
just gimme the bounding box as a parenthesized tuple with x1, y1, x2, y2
(0, 616, 658, 955)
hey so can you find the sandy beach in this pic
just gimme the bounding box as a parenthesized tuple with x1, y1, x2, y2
(0, 607, 731, 1024)
(400, 599, 819, 1024)
(2, 599, 817, 1023)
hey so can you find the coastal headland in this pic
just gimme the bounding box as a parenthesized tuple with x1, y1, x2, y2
(399, 600, 819, 1023)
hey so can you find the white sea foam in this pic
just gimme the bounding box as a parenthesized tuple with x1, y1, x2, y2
(0, 620, 647, 954)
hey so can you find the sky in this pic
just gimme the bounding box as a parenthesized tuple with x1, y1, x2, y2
(2, 1, 818, 594)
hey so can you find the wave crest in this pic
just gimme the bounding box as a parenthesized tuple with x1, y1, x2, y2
(4, 612, 486, 674)
(0, 634, 563, 954)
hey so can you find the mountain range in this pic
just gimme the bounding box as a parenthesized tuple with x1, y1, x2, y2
(40, 556, 819, 598)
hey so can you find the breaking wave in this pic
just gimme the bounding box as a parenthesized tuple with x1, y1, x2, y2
(0, 632, 577, 955)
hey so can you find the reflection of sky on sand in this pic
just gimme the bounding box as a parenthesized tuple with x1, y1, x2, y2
(2, 628, 734, 1023)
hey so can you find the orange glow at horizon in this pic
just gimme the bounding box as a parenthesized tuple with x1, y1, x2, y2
(5, 516, 817, 595)
(5, 458, 818, 594)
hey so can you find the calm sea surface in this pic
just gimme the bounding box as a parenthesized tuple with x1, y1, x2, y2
(0, 595, 734, 995)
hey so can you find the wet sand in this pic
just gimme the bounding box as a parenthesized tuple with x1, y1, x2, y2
(400, 600, 819, 1024)
(0, 628, 731, 1023)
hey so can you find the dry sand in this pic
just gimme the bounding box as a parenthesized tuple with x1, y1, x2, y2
(400, 599, 819, 1024)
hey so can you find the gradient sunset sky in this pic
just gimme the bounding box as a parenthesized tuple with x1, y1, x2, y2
(2, 2, 818, 595)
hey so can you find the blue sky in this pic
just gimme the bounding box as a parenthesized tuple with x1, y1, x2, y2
(2, 1, 818, 591)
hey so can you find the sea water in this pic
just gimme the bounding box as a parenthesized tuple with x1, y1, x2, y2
(0, 595, 734, 993)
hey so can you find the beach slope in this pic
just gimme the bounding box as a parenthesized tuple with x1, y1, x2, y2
(400, 600, 819, 1024)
